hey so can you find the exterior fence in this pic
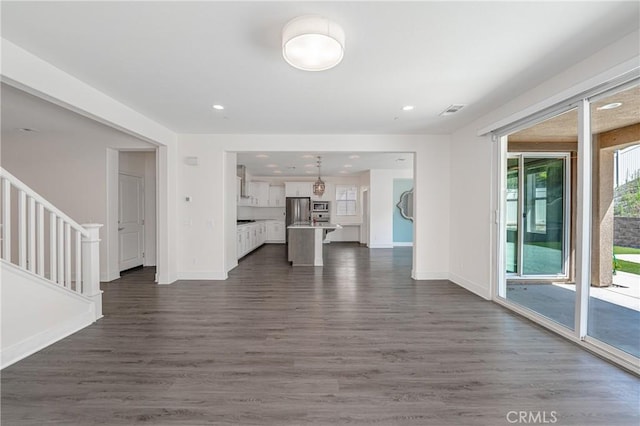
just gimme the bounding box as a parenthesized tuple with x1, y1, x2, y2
(614, 217, 640, 249)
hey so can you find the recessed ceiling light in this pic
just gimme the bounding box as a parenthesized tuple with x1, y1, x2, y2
(349, 155, 360, 159)
(597, 102, 622, 110)
(212, 104, 225, 110)
(273, 170, 282, 174)
(301, 154, 314, 159)
(339, 170, 349, 174)
(402, 105, 414, 111)
(305, 170, 314, 174)
(344, 164, 352, 168)
(256, 154, 269, 158)
(266, 164, 278, 168)
(304, 163, 315, 168)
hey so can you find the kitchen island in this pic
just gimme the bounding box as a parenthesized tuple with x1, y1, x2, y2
(287, 223, 342, 266)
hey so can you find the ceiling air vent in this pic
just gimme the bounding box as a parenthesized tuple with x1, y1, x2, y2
(439, 104, 465, 116)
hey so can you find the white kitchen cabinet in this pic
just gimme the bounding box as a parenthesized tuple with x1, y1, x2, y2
(268, 185, 285, 207)
(259, 222, 267, 245)
(237, 221, 274, 259)
(266, 221, 286, 243)
(237, 229, 243, 258)
(246, 181, 270, 207)
(285, 182, 313, 198)
(243, 228, 251, 255)
(255, 182, 270, 207)
(247, 182, 257, 206)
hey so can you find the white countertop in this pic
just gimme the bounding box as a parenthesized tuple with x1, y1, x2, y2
(287, 223, 342, 229)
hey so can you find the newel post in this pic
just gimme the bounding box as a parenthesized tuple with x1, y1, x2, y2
(81, 223, 103, 320)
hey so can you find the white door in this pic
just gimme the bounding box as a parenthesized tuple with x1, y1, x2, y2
(119, 173, 145, 271)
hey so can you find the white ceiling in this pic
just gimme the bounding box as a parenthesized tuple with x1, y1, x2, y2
(2, 1, 638, 135)
(237, 151, 413, 177)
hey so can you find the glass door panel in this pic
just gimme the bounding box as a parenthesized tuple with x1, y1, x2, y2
(587, 84, 640, 358)
(522, 157, 566, 276)
(503, 107, 576, 331)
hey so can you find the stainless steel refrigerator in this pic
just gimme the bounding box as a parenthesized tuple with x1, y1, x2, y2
(285, 197, 311, 243)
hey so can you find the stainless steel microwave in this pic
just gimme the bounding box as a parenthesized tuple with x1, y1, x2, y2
(312, 201, 329, 212)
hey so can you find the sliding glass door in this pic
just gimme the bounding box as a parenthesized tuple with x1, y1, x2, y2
(507, 154, 570, 278)
(497, 77, 640, 370)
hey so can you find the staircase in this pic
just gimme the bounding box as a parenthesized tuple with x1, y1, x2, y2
(1, 167, 102, 369)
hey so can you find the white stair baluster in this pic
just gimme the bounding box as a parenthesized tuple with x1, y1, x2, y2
(28, 196, 36, 272)
(37, 203, 45, 275)
(65, 223, 71, 288)
(2, 178, 10, 261)
(50, 212, 57, 281)
(18, 190, 27, 268)
(75, 230, 82, 293)
(57, 217, 64, 285)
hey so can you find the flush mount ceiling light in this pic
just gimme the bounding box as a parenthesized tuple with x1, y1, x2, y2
(282, 15, 345, 71)
(402, 105, 414, 111)
(212, 104, 225, 110)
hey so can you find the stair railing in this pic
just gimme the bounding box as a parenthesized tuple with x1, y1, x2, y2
(0, 167, 102, 318)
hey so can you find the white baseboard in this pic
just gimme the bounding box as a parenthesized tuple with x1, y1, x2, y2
(1, 310, 95, 369)
(101, 270, 121, 282)
(369, 244, 394, 248)
(448, 272, 491, 300)
(176, 271, 228, 280)
(393, 242, 413, 247)
(411, 270, 449, 280)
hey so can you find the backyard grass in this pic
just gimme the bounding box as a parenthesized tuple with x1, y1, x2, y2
(614, 246, 640, 275)
(614, 246, 640, 255)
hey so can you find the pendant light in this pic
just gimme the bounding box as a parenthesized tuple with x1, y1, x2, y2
(313, 156, 326, 197)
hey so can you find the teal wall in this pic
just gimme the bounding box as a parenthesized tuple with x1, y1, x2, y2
(393, 179, 413, 243)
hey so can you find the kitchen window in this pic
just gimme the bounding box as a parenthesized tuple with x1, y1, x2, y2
(336, 185, 358, 216)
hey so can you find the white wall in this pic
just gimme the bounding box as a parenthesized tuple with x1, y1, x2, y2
(224, 152, 238, 275)
(176, 139, 227, 279)
(1, 261, 96, 368)
(177, 134, 450, 281)
(449, 29, 640, 300)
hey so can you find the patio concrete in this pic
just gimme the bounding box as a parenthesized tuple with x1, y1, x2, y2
(507, 283, 640, 358)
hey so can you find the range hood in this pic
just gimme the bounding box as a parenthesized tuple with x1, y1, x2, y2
(236, 164, 248, 198)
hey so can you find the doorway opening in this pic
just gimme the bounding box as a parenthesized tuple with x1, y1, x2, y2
(118, 151, 157, 276)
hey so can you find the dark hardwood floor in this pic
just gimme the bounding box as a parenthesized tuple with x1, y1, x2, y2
(2, 243, 639, 425)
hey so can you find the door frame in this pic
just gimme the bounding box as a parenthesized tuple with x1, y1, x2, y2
(506, 152, 572, 280)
